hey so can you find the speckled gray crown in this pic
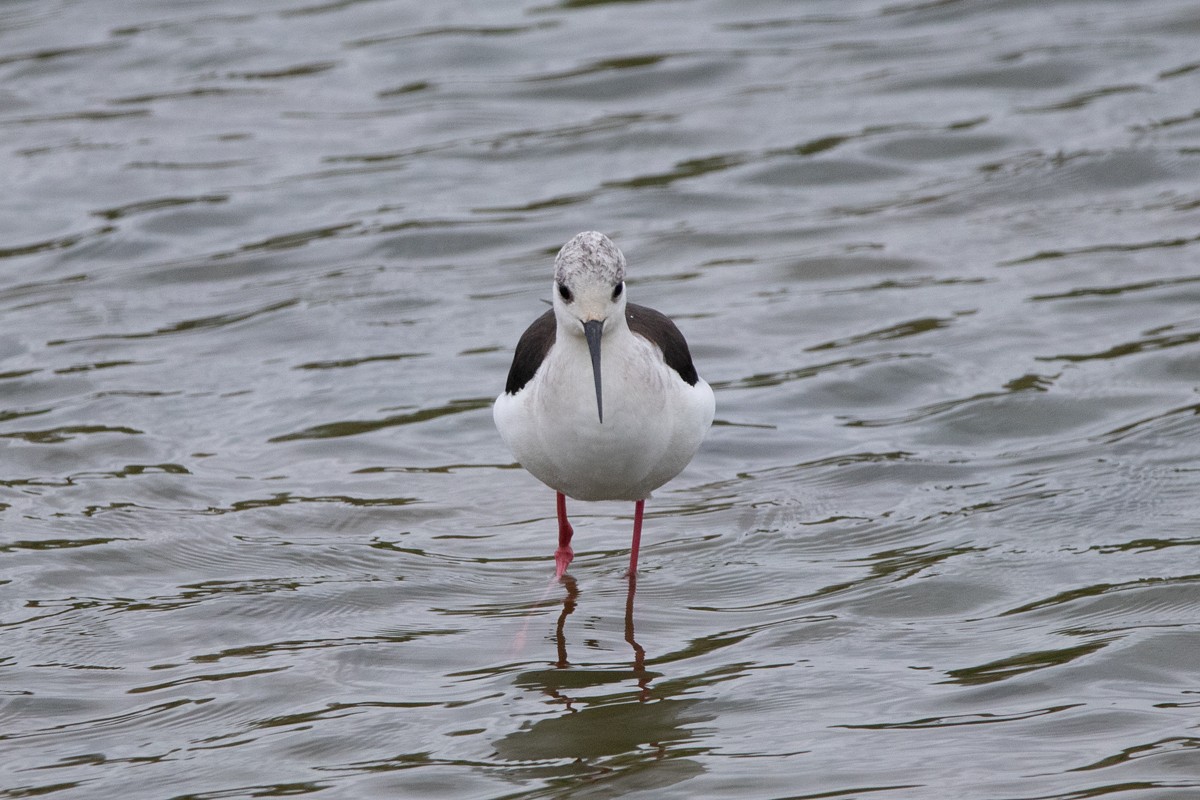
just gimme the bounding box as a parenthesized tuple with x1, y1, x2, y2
(554, 231, 626, 285)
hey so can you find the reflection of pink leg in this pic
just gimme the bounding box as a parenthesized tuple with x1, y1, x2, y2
(554, 492, 574, 579)
(628, 499, 645, 576)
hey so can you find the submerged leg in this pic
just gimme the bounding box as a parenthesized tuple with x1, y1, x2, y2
(554, 492, 574, 578)
(628, 499, 645, 576)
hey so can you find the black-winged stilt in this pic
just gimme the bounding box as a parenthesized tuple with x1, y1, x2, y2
(494, 231, 715, 578)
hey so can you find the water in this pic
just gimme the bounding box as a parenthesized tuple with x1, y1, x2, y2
(3, 0, 1199, 797)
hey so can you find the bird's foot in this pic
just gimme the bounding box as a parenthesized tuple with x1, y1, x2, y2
(554, 545, 574, 579)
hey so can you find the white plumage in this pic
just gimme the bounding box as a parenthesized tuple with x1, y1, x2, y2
(494, 231, 715, 577)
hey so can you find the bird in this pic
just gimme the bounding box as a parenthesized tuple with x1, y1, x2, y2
(494, 231, 715, 578)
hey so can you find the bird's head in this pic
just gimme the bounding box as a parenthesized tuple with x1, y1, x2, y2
(551, 231, 628, 424)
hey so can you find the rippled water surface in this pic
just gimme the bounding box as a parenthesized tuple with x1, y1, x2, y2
(4, 1, 1200, 797)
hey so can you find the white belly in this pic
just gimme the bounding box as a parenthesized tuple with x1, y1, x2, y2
(494, 330, 714, 502)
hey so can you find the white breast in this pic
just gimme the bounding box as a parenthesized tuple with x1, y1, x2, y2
(494, 326, 714, 502)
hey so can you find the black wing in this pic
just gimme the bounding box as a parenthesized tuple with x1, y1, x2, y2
(504, 308, 556, 395)
(626, 302, 700, 386)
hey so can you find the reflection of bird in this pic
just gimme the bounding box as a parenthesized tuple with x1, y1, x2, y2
(494, 232, 715, 577)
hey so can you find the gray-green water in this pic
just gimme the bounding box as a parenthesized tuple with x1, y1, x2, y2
(3, 1, 1200, 798)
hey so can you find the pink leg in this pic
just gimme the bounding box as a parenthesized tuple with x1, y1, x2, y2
(554, 492, 574, 579)
(628, 499, 645, 576)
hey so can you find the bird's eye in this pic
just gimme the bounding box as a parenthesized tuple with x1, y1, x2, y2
(611, 282, 623, 301)
(557, 283, 573, 303)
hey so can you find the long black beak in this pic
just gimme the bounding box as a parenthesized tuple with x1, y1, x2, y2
(583, 319, 604, 423)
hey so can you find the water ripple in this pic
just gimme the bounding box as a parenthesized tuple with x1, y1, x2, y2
(4, 0, 1200, 798)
